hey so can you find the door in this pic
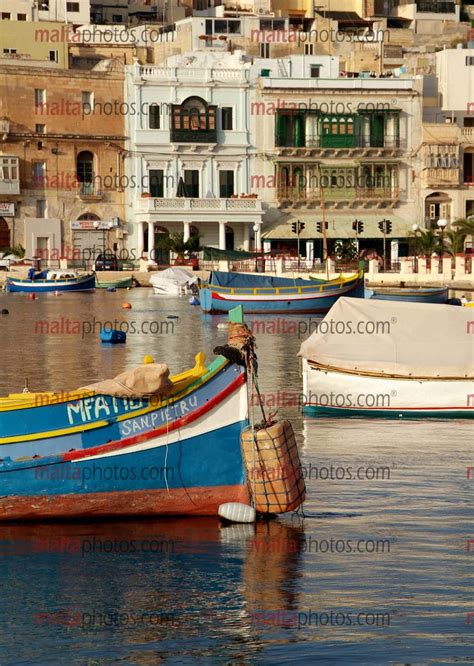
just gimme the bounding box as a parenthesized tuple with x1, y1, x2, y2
(370, 115, 385, 148)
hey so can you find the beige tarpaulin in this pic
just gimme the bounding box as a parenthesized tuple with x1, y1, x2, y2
(298, 297, 474, 378)
(81, 364, 173, 397)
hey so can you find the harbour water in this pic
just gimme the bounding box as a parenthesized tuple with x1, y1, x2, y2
(0, 290, 472, 664)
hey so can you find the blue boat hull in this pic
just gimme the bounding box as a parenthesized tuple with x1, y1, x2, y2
(6, 274, 96, 293)
(200, 278, 365, 314)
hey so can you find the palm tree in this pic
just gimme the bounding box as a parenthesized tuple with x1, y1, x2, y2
(155, 232, 201, 264)
(452, 217, 474, 237)
(409, 228, 442, 257)
(445, 228, 467, 256)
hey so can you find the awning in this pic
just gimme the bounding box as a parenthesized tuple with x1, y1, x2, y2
(262, 211, 414, 240)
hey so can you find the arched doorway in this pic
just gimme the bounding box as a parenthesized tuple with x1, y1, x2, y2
(424, 192, 452, 228)
(0, 218, 10, 249)
(76, 151, 95, 195)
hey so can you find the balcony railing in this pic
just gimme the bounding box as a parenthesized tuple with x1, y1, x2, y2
(277, 136, 402, 150)
(416, 1, 456, 12)
(277, 187, 400, 201)
(140, 197, 262, 212)
(170, 128, 217, 144)
(77, 183, 104, 200)
(424, 168, 460, 185)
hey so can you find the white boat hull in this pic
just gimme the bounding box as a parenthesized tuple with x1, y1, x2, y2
(302, 359, 474, 418)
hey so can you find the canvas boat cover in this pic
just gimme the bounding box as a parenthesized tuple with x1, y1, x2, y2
(150, 267, 198, 287)
(80, 363, 173, 398)
(209, 271, 325, 289)
(298, 297, 474, 378)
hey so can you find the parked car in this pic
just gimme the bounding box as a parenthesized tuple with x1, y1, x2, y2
(94, 253, 121, 271)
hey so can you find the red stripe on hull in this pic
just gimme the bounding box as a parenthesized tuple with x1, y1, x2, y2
(64, 371, 246, 463)
(0, 485, 250, 521)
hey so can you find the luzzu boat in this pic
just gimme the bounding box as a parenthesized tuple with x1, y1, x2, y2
(199, 270, 364, 315)
(6, 270, 95, 293)
(299, 297, 474, 419)
(0, 309, 305, 520)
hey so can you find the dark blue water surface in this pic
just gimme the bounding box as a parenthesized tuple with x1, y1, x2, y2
(0, 290, 472, 665)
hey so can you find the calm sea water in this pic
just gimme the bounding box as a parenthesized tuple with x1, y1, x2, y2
(0, 290, 472, 665)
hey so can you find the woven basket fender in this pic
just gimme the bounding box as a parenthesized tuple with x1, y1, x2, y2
(241, 420, 306, 514)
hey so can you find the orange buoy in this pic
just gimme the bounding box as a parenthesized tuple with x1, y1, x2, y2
(28, 293, 37, 300)
(122, 302, 132, 309)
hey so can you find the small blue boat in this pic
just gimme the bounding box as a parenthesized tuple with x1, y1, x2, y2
(366, 286, 448, 304)
(6, 270, 95, 293)
(200, 271, 364, 314)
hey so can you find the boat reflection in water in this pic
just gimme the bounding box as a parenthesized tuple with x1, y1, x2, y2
(0, 518, 305, 662)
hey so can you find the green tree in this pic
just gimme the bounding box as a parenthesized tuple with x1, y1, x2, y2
(445, 228, 467, 255)
(0, 244, 25, 258)
(155, 232, 201, 262)
(409, 228, 442, 257)
(452, 217, 474, 236)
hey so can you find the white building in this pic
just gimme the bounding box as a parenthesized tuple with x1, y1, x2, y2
(0, 0, 90, 24)
(124, 51, 266, 260)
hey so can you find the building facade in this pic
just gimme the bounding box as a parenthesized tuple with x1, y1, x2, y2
(0, 63, 125, 264)
(251, 55, 424, 262)
(124, 51, 264, 261)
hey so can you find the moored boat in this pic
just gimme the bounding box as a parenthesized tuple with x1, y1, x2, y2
(366, 285, 448, 304)
(150, 267, 198, 295)
(95, 276, 133, 289)
(299, 297, 474, 419)
(0, 309, 305, 520)
(6, 270, 95, 293)
(199, 270, 364, 315)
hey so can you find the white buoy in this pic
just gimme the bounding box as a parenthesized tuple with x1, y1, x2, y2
(217, 322, 229, 329)
(218, 502, 256, 524)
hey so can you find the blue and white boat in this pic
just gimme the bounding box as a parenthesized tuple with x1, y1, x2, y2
(6, 270, 95, 293)
(0, 312, 305, 520)
(200, 271, 364, 315)
(366, 285, 448, 304)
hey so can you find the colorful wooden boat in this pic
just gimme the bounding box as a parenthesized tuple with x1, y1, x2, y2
(199, 271, 364, 315)
(299, 297, 474, 419)
(95, 276, 133, 289)
(0, 310, 305, 520)
(366, 286, 448, 304)
(6, 270, 95, 293)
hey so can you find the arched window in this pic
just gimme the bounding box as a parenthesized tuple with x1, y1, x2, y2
(172, 97, 216, 133)
(77, 212, 100, 221)
(76, 151, 94, 195)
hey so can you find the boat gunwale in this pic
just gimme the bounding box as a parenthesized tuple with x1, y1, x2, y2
(203, 272, 362, 296)
(0, 356, 230, 445)
(7, 273, 95, 285)
(307, 358, 473, 381)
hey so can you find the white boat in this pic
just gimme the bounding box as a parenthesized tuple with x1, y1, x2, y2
(150, 267, 198, 295)
(299, 297, 474, 419)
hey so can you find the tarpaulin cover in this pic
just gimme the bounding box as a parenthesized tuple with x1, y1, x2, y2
(209, 271, 318, 289)
(298, 297, 474, 378)
(150, 267, 198, 287)
(81, 364, 173, 397)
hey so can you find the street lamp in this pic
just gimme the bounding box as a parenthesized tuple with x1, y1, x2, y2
(412, 223, 419, 272)
(253, 223, 262, 272)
